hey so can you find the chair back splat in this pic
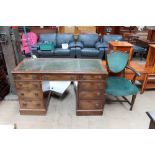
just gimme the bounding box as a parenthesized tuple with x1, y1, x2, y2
(107, 51, 128, 73)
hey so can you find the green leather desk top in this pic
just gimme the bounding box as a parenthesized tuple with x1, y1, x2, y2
(12, 58, 107, 74)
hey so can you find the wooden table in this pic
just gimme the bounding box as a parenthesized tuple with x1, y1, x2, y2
(12, 58, 107, 116)
(108, 41, 133, 62)
(146, 112, 155, 129)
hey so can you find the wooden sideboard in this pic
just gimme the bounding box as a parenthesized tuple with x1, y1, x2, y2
(12, 58, 107, 116)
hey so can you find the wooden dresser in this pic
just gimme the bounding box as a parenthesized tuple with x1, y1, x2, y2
(12, 58, 107, 116)
(0, 45, 10, 100)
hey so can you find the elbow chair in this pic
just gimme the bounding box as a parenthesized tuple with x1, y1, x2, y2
(105, 51, 140, 110)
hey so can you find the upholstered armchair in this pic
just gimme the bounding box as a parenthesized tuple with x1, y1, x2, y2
(75, 34, 104, 59)
(105, 51, 140, 110)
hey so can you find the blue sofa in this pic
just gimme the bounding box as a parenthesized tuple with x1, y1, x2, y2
(32, 33, 76, 58)
(75, 34, 104, 59)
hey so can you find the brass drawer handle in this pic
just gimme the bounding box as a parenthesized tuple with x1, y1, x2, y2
(32, 75, 37, 80)
(97, 92, 101, 96)
(19, 84, 22, 87)
(22, 103, 27, 106)
(82, 76, 86, 80)
(36, 103, 41, 107)
(21, 93, 24, 96)
(34, 84, 38, 88)
(98, 76, 102, 80)
(71, 76, 75, 80)
(97, 83, 101, 87)
(16, 75, 21, 80)
(34, 93, 39, 96)
(44, 75, 48, 80)
(95, 103, 99, 107)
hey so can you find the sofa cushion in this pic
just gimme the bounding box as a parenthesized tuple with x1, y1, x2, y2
(39, 34, 57, 46)
(78, 34, 99, 48)
(103, 35, 123, 43)
(81, 48, 99, 57)
(56, 34, 74, 48)
(54, 48, 70, 56)
(37, 50, 54, 57)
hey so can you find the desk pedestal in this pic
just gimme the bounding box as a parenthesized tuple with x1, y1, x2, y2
(13, 73, 106, 116)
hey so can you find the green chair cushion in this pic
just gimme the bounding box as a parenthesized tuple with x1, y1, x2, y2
(105, 77, 139, 96)
(107, 51, 128, 73)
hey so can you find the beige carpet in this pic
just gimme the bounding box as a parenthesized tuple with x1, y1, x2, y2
(0, 85, 154, 129)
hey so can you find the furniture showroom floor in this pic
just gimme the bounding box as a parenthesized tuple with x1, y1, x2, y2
(0, 84, 154, 129)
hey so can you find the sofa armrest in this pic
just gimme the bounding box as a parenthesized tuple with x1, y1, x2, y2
(95, 42, 108, 49)
(32, 43, 40, 49)
(68, 42, 76, 49)
(75, 41, 84, 49)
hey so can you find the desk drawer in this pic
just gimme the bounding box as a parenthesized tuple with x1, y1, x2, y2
(78, 100, 103, 110)
(80, 75, 104, 80)
(17, 90, 43, 99)
(42, 74, 77, 80)
(14, 74, 40, 81)
(79, 82, 105, 90)
(79, 90, 104, 100)
(15, 82, 41, 90)
(20, 100, 44, 109)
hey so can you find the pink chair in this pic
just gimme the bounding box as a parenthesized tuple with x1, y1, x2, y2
(21, 32, 38, 54)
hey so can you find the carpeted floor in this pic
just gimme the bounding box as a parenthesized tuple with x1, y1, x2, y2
(0, 84, 154, 129)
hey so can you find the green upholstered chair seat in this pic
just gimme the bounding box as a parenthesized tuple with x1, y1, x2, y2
(105, 77, 139, 96)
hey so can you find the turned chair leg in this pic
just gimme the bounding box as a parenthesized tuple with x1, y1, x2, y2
(130, 94, 137, 111)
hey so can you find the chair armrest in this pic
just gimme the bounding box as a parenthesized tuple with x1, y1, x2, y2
(32, 44, 39, 49)
(75, 41, 84, 49)
(95, 42, 103, 49)
(126, 65, 141, 84)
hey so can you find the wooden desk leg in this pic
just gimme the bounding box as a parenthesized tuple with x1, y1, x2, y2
(141, 74, 148, 94)
(149, 120, 155, 129)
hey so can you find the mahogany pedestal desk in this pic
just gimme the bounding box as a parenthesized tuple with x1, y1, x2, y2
(12, 58, 107, 116)
(108, 41, 133, 62)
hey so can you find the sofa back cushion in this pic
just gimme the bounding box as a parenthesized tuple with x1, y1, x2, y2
(39, 34, 57, 46)
(56, 34, 74, 48)
(103, 35, 123, 43)
(78, 34, 99, 48)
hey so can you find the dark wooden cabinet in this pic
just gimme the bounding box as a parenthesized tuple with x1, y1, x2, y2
(0, 45, 10, 100)
(147, 29, 155, 41)
(96, 26, 121, 35)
